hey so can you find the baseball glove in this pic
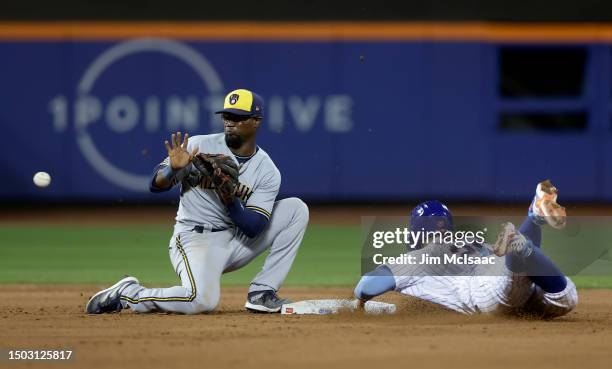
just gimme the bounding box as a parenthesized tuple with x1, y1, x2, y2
(206, 154, 239, 182)
(212, 166, 239, 205)
(188, 154, 239, 190)
(185, 168, 204, 187)
(191, 153, 215, 178)
(190, 153, 239, 204)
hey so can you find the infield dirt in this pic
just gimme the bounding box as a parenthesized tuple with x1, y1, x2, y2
(1, 285, 611, 369)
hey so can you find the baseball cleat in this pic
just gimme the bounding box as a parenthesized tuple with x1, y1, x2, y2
(491, 222, 533, 257)
(529, 179, 567, 229)
(85, 276, 139, 314)
(245, 290, 291, 313)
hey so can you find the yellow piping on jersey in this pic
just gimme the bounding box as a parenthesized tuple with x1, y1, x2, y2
(246, 205, 271, 219)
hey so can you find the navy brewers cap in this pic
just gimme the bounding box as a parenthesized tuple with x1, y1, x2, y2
(215, 89, 264, 118)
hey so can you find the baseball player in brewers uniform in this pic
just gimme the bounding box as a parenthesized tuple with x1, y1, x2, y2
(86, 89, 309, 314)
(355, 180, 578, 318)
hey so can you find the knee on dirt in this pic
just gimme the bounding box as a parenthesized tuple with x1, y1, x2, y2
(558, 278, 579, 312)
(186, 293, 219, 314)
(556, 279, 579, 314)
(541, 278, 579, 318)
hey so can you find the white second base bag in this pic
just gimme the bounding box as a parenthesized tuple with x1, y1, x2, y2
(281, 299, 396, 315)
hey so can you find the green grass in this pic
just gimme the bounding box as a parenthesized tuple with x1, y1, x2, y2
(0, 224, 610, 288)
(569, 276, 612, 288)
(0, 225, 362, 286)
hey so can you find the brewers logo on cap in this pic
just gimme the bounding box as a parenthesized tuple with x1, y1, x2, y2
(215, 89, 264, 118)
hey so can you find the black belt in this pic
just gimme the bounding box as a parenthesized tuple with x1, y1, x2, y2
(191, 225, 227, 233)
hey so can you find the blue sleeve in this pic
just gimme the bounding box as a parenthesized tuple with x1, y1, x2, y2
(149, 164, 172, 193)
(354, 265, 396, 300)
(150, 163, 192, 193)
(227, 197, 269, 238)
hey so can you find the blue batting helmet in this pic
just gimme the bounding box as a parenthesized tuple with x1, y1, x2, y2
(410, 200, 453, 232)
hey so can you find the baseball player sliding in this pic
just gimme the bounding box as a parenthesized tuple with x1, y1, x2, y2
(86, 89, 309, 314)
(355, 180, 578, 318)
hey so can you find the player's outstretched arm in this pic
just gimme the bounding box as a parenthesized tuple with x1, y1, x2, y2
(354, 265, 396, 301)
(151, 132, 198, 192)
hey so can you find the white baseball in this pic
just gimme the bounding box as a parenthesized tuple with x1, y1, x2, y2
(33, 171, 51, 188)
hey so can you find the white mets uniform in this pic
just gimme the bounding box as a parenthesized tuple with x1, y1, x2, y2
(388, 244, 577, 318)
(119, 133, 309, 314)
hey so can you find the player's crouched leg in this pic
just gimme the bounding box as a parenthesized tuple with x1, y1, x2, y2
(123, 285, 220, 315)
(244, 197, 309, 294)
(276, 197, 309, 231)
(261, 198, 309, 241)
(535, 277, 578, 318)
(183, 293, 219, 315)
(267, 197, 309, 254)
(524, 277, 578, 318)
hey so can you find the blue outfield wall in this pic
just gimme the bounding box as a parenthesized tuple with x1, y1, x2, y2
(0, 38, 610, 202)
